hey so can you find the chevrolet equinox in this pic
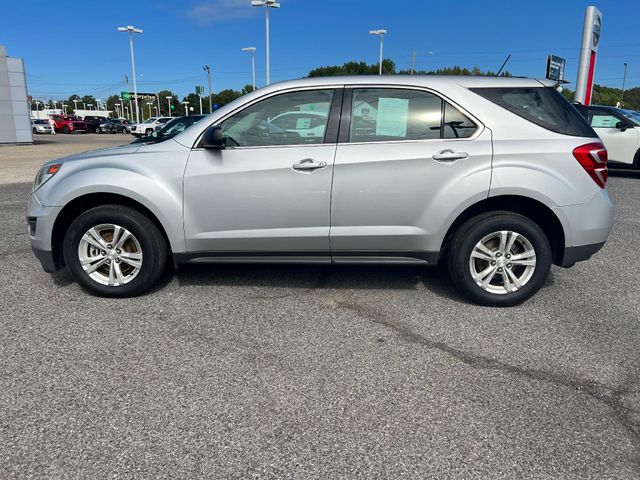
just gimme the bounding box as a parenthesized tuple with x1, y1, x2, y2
(28, 76, 613, 306)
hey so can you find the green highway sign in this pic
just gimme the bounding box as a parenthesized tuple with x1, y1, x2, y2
(121, 91, 131, 101)
(195, 85, 205, 95)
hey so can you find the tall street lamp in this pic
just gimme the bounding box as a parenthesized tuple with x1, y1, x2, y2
(118, 97, 124, 119)
(146, 102, 153, 119)
(166, 96, 173, 117)
(117, 25, 143, 125)
(203, 65, 212, 113)
(73, 99, 79, 111)
(369, 29, 387, 75)
(183, 101, 190, 116)
(410, 50, 433, 75)
(621, 62, 628, 106)
(251, 0, 280, 85)
(242, 47, 257, 90)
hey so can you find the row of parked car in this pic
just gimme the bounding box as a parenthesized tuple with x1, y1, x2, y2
(31, 115, 133, 134)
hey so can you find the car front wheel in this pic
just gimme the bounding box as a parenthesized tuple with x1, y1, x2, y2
(447, 212, 552, 307)
(63, 205, 167, 297)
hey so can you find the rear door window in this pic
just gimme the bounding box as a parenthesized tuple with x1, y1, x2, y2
(471, 87, 597, 138)
(348, 88, 477, 143)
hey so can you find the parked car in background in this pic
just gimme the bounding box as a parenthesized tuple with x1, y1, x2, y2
(96, 119, 119, 134)
(31, 119, 53, 134)
(131, 115, 206, 144)
(574, 104, 640, 168)
(130, 117, 172, 137)
(50, 115, 87, 134)
(83, 116, 110, 134)
(110, 119, 131, 133)
(28, 76, 613, 306)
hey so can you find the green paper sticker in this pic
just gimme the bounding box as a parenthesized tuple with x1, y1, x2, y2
(375, 97, 409, 137)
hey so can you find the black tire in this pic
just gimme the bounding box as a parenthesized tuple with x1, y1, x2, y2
(32, 128, 37, 134)
(63, 205, 167, 297)
(95, 127, 101, 134)
(63, 125, 69, 134)
(446, 212, 552, 307)
(145, 128, 153, 136)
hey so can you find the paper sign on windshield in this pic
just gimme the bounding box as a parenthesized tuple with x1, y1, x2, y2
(296, 117, 311, 129)
(375, 97, 409, 137)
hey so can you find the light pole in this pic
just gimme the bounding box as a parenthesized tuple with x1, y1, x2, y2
(369, 29, 387, 75)
(251, 0, 280, 85)
(81, 102, 86, 110)
(87, 104, 94, 111)
(621, 62, 628, 106)
(182, 101, 190, 116)
(73, 99, 79, 112)
(118, 97, 124, 120)
(410, 49, 433, 75)
(242, 47, 257, 90)
(156, 94, 161, 117)
(35, 99, 41, 119)
(117, 25, 143, 125)
(166, 96, 173, 117)
(154, 106, 158, 116)
(146, 102, 153, 119)
(62, 104, 68, 115)
(203, 65, 212, 113)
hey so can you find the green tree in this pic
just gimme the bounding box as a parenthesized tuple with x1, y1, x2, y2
(156, 90, 181, 116)
(308, 59, 396, 77)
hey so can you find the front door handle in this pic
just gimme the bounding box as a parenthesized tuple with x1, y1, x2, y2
(432, 149, 469, 162)
(292, 159, 327, 171)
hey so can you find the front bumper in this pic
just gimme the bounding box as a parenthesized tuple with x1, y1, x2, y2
(27, 192, 63, 272)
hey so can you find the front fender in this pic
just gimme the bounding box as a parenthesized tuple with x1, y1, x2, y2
(37, 147, 188, 254)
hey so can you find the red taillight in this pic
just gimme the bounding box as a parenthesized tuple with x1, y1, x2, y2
(573, 142, 608, 188)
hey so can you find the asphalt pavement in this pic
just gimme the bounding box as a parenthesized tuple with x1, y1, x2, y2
(1, 167, 640, 478)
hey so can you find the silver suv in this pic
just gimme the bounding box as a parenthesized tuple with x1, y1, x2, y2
(28, 76, 613, 306)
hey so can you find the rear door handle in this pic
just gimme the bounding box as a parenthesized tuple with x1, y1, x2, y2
(292, 159, 327, 171)
(432, 149, 469, 162)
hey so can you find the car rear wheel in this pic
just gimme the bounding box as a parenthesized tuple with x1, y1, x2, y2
(63, 126, 69, 134)
(96, 127, 101, 134)
(145, 128, 153, 136)
(32, 127, 37, 134)
(447, 212, 552, 307)
(63, 205, 167, 297)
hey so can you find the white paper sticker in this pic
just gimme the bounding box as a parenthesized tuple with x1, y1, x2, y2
(296, 117, 311, 129)
(375, 97, 409, 137)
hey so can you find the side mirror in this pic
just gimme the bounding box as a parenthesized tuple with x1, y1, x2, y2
(201, 125, 225, 149)
(616, 121, 630, 132)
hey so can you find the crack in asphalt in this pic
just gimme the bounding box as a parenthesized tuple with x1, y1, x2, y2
(330, 296, 640, 464)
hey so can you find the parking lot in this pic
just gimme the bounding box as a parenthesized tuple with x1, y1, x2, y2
(1, 136, 640, 478)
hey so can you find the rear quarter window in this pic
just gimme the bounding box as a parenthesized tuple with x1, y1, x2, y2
(470, 87, 597, 138)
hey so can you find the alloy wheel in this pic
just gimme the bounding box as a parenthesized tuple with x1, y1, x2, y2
(469, 230, 536, 295)
(77, 223, 143, 286)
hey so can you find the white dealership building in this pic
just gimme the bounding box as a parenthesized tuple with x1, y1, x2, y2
(0, 45, 32, 144)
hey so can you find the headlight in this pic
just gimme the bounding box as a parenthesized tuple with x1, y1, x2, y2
(33, 163, 62, 192)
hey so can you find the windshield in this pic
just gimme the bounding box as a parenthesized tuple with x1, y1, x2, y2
(143, 118, 156, 124)
(617, 109, 640, 126)
(159, 116, 205, 137)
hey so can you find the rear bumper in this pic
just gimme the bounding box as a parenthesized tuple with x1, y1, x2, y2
(561, 242, 605, 267)
(553, 188, 613, 266)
